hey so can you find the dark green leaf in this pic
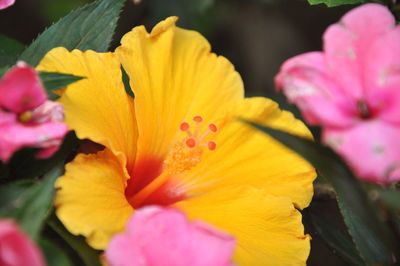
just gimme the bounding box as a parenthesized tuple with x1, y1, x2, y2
(310, 213, 364, 266)
(0, 66, 9, 78)
(40, 0, 87, 24)
(375, 189, 400, 211)
(388, 209, 400, 238)
(149, 0, 215, 34)
(8, 131, 78, 179)
(392, 4, 400, 21)
(0, 35, 25, 68)
(19, 0, 126, 66)
(0, 179, 36, 214)
(0, 161, 9, 179)
(39, 237, 73, 266)
(40, 72, 83, 100)
(47, 215, 101, 266)
(190, 0, 215, 12)
(245, 121, 400, 264)
(150, 0, 214, 16)
(0, 166, 63, 239)
(307, 0, 364, 6)
(121, 66, 134, 98)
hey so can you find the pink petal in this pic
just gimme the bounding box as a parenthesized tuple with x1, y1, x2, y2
(341, 3, 395, 38)
(0, 111, 17, 126)
(36, 145, 61, 159)
(0, 63, 47, 113)
(0, 121, 68, 162)
(323, 25, 363, 99)
(105, 206, 235, 266)
(363, 27, 400, 123)
(31, 101, 65, 123)
(190, 221, 236, 266)
(276, 52, 355, 127)
(0, 220, 45, 266)
(0, 0, 14, 9)
(388, 167, 400, 182)
(364, 22, 400, 92)
(323, 4, 394, 99)
(105, 234, 144, 266)
(323, 120, 400, 184)
(366, 86, 400, 125)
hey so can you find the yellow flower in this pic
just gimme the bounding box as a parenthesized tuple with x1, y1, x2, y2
(38, 17, 316, 265)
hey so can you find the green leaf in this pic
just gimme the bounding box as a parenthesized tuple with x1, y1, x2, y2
(0, 66, 8, 78)
(0, 35, 25, 68)
(310, 213, 364, 266)
(150, 0, 214, 16)
(8, 131, 78, 179)
(0, 161, 9, 179)
(0, 166, 63, 239)
(392, 4, 400, 21)
(190, 0, 215, 12)
(40, 0, 88, 24)
(121, 66, 134, 98)
(375, 189, 400, 211)
(47, 215, 101, 266)
(0, 179, 37, 214)
(39, 238, 73, 266)
(19, 0, 126, 66)
(307, 0, 364, 6)
(149, 0, 215, 34)
(245, 121, 400, 264)
(40, 71, 83, 99)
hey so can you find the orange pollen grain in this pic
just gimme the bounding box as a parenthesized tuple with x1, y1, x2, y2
(180, 122, 190, 131)
(208, 123, 218, 132)
(186, 138, 196, 148)
(162, 116, 220, 176)
(193, 116, 203, 123)
(182, 117, 219, 150)
(208, 141, 217, 151)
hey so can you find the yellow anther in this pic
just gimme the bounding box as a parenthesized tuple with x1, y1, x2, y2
(19, 111, 33, 123)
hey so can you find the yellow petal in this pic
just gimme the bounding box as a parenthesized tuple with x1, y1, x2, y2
(55, 150, 133, 249)
(179, 97, 315, 209)
(115, 17, 243, 164)
(37, 48, 137, 170)
(176, 187, 310, 265)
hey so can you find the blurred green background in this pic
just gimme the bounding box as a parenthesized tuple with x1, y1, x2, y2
(0, 0, 353, 265)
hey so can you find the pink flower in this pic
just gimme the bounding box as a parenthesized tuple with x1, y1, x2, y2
(0, 220, 45, 266)
(275, 4, 400, 184)
(0, 0, 14, 10)
(0, 63, 68, 162)
(105, 206, 235, 266)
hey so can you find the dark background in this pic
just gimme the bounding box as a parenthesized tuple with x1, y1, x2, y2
(0, 1, 353, 264)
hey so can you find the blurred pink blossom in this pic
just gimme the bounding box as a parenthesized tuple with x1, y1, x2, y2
(105, 206, 235, 266)
(0, 63, 68, 162)
(0, 0, 14, 9)
(0, 220, 45, 266)
(275, 4, 400, 184)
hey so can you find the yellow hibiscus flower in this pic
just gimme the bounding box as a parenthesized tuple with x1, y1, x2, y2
(38, 17, 316, 265)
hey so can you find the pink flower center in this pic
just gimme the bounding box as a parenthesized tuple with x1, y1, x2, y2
(357, 100, 372, 119)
